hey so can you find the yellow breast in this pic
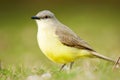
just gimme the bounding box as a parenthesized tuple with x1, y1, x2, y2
(37, 22, 91, 64)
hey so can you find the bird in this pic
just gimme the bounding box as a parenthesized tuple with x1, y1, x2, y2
(31, 10, 115, 71)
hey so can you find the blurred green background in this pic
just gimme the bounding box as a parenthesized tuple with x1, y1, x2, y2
(0, 0, 120, 78)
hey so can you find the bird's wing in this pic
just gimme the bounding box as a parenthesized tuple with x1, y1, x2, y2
(55, 25, 116, 63)
(55, 25, 95, 51)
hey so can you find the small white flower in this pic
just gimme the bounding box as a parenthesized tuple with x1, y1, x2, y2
(26, 72, 52, 80)
(41, 72, 52, 79)
(26, 75, 41, 80)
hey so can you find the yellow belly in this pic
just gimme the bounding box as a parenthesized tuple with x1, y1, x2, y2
(43, 45, 92, 64)
(37, 28, 92, 64)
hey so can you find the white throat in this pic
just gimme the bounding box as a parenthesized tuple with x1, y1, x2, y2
(36, 19, 60, 52)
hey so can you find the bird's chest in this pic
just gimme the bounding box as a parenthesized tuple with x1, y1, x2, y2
(37, 27, 61, 54)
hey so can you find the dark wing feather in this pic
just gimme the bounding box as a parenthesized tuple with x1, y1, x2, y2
(55, 24, 116, 63)
(55, 25, 95, 51)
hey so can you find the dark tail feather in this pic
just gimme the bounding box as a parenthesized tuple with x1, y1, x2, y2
(91, 51, 115, 63)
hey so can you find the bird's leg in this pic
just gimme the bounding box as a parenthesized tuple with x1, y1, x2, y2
(70, 62, 74, 69)
(59, 64, 66, 71)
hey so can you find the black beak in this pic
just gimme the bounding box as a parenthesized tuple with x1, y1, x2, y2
(31, 16, 40, 20)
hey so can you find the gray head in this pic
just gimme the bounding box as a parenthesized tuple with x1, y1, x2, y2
(31, 10, 55, 20)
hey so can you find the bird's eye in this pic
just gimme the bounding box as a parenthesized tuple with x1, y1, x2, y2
(44, 16, 50, 19)
(45, 16, 49, 19)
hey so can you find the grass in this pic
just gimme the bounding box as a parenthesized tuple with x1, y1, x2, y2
(0, 60, 120, 80)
